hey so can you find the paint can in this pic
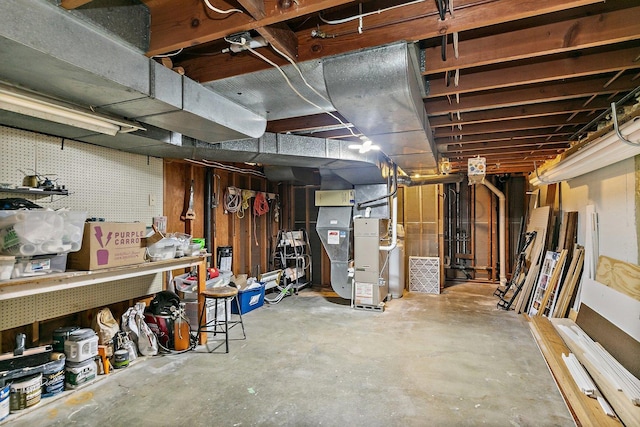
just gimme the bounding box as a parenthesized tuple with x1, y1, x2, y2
(9, 373, 42, 412)
(41, 354, 66, 397)
(65, 359, 97, 390)
(113, 349, 129, 369)
(52, 326, 80, 352)
(0, 383, 10, 421)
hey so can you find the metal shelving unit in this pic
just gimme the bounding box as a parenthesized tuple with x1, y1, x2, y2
(272, 229, 312, 293)
(0, 187, 69, 203)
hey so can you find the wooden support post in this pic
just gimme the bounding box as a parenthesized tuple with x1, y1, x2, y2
(31, 321, 39, 345)
(197, 258, 207, 345)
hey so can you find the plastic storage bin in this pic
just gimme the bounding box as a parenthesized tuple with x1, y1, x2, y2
(0, 210, 86, 257)
(11, 253, 68, 279)
(0, 256, 14, 281)
(231, 284, 265, 314)
(173, 271, 232, 299)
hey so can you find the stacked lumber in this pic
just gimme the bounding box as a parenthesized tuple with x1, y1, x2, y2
(512, 207, 550, 313)
(552, 246, 585, 318)
(552, 318, 640, 427)
(527, 316, 622, 426)
(508, 208, 584, 316)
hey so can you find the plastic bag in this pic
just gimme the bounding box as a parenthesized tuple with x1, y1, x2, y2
(92, 307, 120, 345)
(122, 302, 158, 356)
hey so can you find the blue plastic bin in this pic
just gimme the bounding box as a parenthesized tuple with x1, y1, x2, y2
(231, 283, 265, 314)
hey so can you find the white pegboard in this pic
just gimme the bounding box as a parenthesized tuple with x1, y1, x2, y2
(0, 295, 37, 330)
(0, 125, 166, 330)
(0, 125, 163, 221)
(409, 256, 440, 294)
(35, 275, 163, 320)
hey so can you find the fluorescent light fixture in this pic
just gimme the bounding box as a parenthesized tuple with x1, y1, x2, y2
(529, 116, 640, 186)
(0, 83, 145, 136)
(348, 136, 380, 153)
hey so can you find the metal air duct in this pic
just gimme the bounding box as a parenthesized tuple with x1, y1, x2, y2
(323, 42, 437, 177)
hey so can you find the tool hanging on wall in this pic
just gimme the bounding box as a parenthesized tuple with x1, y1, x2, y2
(211, 174, 220, 209)
(181, 178, 196, 235)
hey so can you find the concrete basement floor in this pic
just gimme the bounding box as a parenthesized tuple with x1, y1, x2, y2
(6, 281, 573, 426)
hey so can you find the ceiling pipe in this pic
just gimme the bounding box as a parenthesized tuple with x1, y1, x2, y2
(480, 179, 507, 286)
(398, 174, 464, 186)
(379, 165, 398, 252)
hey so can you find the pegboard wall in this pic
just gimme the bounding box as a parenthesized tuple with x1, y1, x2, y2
(0, 125, 163, 221)
(0, 275, 163, 330)
(0, 125, 166, 330)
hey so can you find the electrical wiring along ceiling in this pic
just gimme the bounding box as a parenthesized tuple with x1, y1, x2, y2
(10, 0, 640, 177)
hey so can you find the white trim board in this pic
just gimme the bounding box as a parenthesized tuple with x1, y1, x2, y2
(581, 278, 640, 342)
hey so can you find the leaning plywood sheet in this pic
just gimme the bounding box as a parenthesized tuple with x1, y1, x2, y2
(552, 318, 640, 427)
(596, 256, 640, 302)
(527, 316, 622, 427)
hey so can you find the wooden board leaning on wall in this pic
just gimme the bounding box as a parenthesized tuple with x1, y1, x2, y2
(596, 255, 640, 302)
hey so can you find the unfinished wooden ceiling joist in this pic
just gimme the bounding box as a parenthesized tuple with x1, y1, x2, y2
(130, 0, 640, 176)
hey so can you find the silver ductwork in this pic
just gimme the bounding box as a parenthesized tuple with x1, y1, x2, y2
(323, 42, 437, 177)
(0, 0, 265, 144)
(209, 41, 438, 180)
(316, 205, 354, 299)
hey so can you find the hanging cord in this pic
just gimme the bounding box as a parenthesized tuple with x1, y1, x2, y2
(239, 189, 252, 219)
(253, 192, 270, 217)
(273, 196, 280, 223)
(253, 192, 270, 246)
(223, 186, 242, 214)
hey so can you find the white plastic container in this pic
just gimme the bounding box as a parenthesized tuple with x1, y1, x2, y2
(64, 328, 98, 362)
(11, 253, 68, 279)
(0, 255, 14, 280)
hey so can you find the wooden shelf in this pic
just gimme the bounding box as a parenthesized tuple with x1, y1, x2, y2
(0, 256, 206, 301)
(0, 255, 210, 344)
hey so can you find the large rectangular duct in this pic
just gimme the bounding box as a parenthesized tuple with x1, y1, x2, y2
(323, 42, 437, 176)
(0, 0, 265, 145)
(316, 206, 353, 299)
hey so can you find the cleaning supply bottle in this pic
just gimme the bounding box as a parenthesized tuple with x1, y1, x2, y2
(174, 303, 190, 351)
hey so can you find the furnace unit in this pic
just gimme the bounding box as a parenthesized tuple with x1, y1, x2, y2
(353, 217, 390, 310)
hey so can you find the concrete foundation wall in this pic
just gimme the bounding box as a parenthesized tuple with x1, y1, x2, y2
(557, 156, 638, 265)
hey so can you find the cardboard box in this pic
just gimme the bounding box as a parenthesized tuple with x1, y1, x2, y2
(68, 222, 146, 270)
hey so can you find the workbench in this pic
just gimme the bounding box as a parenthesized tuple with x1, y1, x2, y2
(0, 255, 210, 345)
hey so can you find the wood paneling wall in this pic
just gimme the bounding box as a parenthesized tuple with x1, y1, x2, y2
(164, 160, 283, 277)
